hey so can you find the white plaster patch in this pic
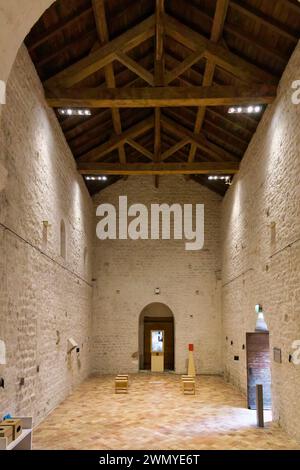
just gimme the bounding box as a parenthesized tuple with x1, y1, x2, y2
(0, 340, 6, 365)
(0, 80, 6, 104)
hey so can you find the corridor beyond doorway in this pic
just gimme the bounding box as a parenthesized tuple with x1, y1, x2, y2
(139, 303, 175, 371)
(246, 332, 272, 410)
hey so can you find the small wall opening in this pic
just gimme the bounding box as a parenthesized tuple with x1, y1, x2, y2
(60, 219, 66, 259)
(84, 246, 88, 275)
(139, 302, 174, 371)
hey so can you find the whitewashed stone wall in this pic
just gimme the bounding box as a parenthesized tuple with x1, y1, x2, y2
(92, 176, 222, 375)
(222, 41, 300, 441)
(0, 0, 54, 84)
(0, 46, 94, 425)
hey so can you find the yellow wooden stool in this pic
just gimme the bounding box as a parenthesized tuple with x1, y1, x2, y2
(181, 375, 196, 395)
(0, 419, 22, 440)
(115, 375, 128, 394)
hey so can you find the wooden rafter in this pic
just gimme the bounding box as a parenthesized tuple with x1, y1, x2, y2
(161, 116, 238, 163)
(92, 0, 126, 164)
(161, 139, 191, 161)
(155, 0, 165, 85)
(164, 105, 249, 150)
(78, 117, 154, 162)
(164, 3, 288, 69)
(25, 0, 300, 196)
(154, 0, 165, 188)
(115, 52, 155, 86)
(278, 0, 300, 16)
(188, 0, 229, 165)
(78, 161, 240, 175)
(230, 1, 298, 44)
(28, 6, 94, 52)
(164, 14, 277, 85)
(126, 139, 154, 161)
(46, 84, 276, 108)
(44, 15, 155, 89)
(211, 0, 230, 41)
(36, 29, 98, 68)
(154, 108, 161, 158)
(223, 24, 288, 65)
(165, 48, 206, 85)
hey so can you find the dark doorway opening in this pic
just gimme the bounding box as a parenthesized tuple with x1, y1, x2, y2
(246, 332, 272, 410)
(139, 302, 175, 371)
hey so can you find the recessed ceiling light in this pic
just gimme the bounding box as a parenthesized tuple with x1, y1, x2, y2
(58, 108, 91, 117)
(208, 175, 232, 185)
(228, 105, 263, 114)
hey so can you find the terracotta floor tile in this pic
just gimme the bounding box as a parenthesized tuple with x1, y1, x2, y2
(33, 374, 300, 450)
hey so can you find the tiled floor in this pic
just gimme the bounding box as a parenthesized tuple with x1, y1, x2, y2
(33, 373, 300, 450)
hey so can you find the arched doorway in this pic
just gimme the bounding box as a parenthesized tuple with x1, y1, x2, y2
(139, 303, 174, 371)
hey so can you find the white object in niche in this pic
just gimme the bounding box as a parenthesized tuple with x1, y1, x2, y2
(0, 340, 6, 364)
(67, 338, 78, 353)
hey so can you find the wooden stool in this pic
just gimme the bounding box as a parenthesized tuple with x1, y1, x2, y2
(117, 374, 129, 386)
(181, 375, 194, 389)
(182, 376, 195, 395)
(0, 419, 22, 440)
(115, 375, 128, 394)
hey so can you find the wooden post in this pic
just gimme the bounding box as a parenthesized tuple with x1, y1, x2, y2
(256, 384, 264, 427)
(187, 343, 196, 377)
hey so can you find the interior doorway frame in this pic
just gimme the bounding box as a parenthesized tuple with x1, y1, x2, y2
(138, 302, 175, 371)
(246, 331, 272, 410)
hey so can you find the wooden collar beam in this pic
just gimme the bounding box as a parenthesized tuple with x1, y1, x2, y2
(78, 161, 240, 175)
(46, 84, 276, 108)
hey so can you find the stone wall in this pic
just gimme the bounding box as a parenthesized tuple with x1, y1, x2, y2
(0, 46, 94, 425)
(222, 41, 300, 441)
(92, 176, 222, 375)
(0, 0, 54, 84)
